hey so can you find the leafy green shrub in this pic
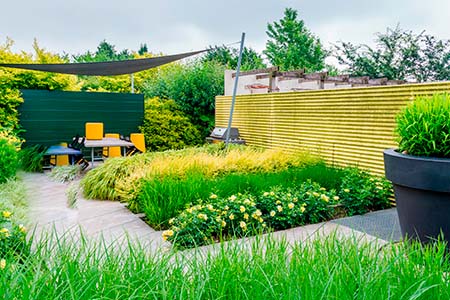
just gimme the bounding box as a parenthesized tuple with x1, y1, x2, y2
(139, 97, 202, 152)
(396, 93, 450, 157)
(257, 187, 306, 230)
(143, 60, 225, 138)
(0, 139, 18, 184)
(0, 88, 23, 136)
(0, 210, 29, 260)
(18, 145, 47, 173)
(338, 168, 392, 216)
(257, 181, 339, 230)
(164, 180, 342, 249)
(163, 193, 266, 249)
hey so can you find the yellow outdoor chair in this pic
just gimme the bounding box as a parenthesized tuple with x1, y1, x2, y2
(127, 133, 146, 156)
(103, 133, 121, 158)
(49, 142, 69, 166)
(85, 122, 104, 140)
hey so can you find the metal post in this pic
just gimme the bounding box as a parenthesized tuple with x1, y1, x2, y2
(225, 32, 245, 148)
(130, 73, 135, 93)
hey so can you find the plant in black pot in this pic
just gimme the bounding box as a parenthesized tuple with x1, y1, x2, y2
(384, 93, 450, 244)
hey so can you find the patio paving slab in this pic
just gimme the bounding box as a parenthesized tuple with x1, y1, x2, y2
(331, 208, 402, 242)
(23, 172, 168, 252)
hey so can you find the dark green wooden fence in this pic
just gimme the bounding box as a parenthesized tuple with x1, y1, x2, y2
(19, 90, 144, 146)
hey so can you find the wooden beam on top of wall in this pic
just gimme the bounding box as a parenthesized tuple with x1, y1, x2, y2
(257, 69, 306, 80)
(298, 72, 328, 82)
(387, 80, 407, 85)
(348, 76, 370, 84)
(325, 75, 350, 82)
(368, 78, 388, 85)
(232, 66, 279, 78)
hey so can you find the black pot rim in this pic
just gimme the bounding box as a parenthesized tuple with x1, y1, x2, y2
(385, 148, 450, 163)
(384, 148, 450, 193)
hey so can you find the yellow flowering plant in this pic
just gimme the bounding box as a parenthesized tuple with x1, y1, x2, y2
(163, 194, 266, 249)
(0, 210, 29, 260)
(337, 168, 391, 216)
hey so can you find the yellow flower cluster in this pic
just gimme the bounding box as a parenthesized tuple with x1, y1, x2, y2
(0, 259, 6, 270)
(197, 213, 208, 221)
(0, 228, 10, 238)
(320, 194, 329, 202)
(2, 211, 12, 218)
(239, 221, 247, 230)
(162, 229, 174, 241)
(300, 203, 307, 213)
(18, 224, 27, 233)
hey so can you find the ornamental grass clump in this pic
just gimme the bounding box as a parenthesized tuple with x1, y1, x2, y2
(396, 93, 450, 157)
(81, 144, 319, 202)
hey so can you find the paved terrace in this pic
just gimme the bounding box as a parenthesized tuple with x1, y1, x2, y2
(24, 172, 402, 252)
(24, 172, 167, 251)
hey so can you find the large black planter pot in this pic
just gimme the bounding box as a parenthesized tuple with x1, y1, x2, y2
(384, 149, 450, 243)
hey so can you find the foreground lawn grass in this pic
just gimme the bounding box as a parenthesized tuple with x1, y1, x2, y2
(1, 235, 449, 299)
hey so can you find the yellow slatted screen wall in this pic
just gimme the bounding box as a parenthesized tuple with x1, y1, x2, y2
(215, 82, 450, 177)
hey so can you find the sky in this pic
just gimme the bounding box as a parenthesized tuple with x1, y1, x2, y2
(1, 0, 449, 63)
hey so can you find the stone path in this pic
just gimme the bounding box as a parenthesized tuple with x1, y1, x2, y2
(24, 172, 167, 252)
(24, 172, 402, 253)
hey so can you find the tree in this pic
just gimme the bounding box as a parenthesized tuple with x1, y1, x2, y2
(138, 43, 149, 55)
(72, 41, 158, 93)
(264, 8, 327, 71)
(142, 60, 224, 138)
(334, 26, 450, 82)
(73, 40, 133, 63)
(203, 45, 266, 71)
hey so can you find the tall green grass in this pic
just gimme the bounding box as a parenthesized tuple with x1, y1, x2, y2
(1, 234, 449, 299)
(138, 163, 347, 229)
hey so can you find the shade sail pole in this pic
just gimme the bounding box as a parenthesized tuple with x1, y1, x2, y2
(225, 32, 245, 149)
